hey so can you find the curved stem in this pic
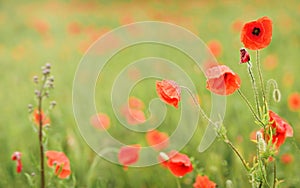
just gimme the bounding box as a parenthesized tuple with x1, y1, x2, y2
(237, 89, 264, 126)
(180, 86, 218, 128)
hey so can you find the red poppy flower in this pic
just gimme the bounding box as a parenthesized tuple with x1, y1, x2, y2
(33, 109, 50, 126)
(288, 92, 300, 111)
(118, 144, 141, 169)
(156, 80, 181, 108)
(240, 48, 250, 63)
(45, 151, 71, 179)
(241, 16, 272, 50)
(206, 65, 241, 95)
(121, 108, 146, 125)
(266, 110, 293, 148)
(280, 153, 294, 164)
(146, 130, 169, 150)
(90, 113, 110, 130)
(207, 40, 222, 57)
(193, 175, 216, 188)
(159, 151, 193, 177)
(11, 151, 22, 173)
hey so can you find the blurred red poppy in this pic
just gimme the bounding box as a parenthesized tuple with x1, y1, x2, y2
(280, 153, 294, 164)
(67, 22, 81, 35)
(11, 151, 22, 173)
(288, 92, 300, 111)
(240, 48, 250, 63)
(241, 16, 272, 50)
(122, 108, 146, 125)
(156, 80, 181, 108)
(266, 110, 293, 148)
(46, 151, 71, 179)
(193, 175, 216, 188)
(118, 144, 141, 169)
(160, 151, 193, 177)
(128, 96, 144, 110)
(206, 65, 241, 95)
(207, 40, 222, 57)
(90, 113, 110, 130)
(33, 109, 50, 126)
(146, 130, 169, 150)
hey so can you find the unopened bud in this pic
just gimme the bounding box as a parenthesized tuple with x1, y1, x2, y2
(240, 48, 250, 64)
(256, 131, 266, 153)
(273, 89, 281, 102)
(42, 69, 50, 75)
(33, 76, 38, 83)
(45, 63, 51, 69)
(50, 101, 56, 108)
(34, 90, 40, 97)
(226, 180, 233, 188)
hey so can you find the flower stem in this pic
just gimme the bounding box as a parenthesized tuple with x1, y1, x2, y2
(180, 86, 218, 128)
(223, 139, 250, 171)
(237, 89, 264, 126)
(176, 178, 181, 188)
(247, 62, 261, 118)
(273, 161, 277, 188)
(256, 50, 268, 113)
(38, 75, 47, 188)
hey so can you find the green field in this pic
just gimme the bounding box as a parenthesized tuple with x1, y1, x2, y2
(1, 1, 300, 187)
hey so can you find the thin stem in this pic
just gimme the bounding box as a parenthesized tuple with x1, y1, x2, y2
(247, 62, 261, 118)
(224, 139, 250, 171)
(237, 89, 264, 126)
(180, 86, 218, 128)
(273, 161, 277, 188)
(38, 75, 47, 188)
(256, 50, 268, 113)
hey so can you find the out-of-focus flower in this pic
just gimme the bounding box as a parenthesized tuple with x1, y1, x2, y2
(90, 113, 110, 130)
(241, 16, 272, 50)
(207, 40, 222, 57)
(159, 151, 193, 177)
(46, 151, 71, 179)
(118, 144, 141, 169)
(11, 151, 22, 173)
(128, 96, 144, 110)
(263, 54, 278, 71)
(156, 80, 181, 108)
(266, 110, 293, 148)
(146, 130, 169, 150)
(206, 65, 241, 95)
(33, 109, 50, 126)
(240, 48, 250, 63)
(193, 175, 217, 188)
(288, 92, 300, 111)
(67, 22, 81, 35)
(280, 153, 294, 164)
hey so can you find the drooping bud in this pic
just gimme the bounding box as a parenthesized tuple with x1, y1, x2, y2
(273, 89, 281, 103)
(240, 48, 250, 63)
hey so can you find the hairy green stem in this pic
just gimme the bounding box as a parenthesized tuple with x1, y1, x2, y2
(247, 62, 261, 118)
(256, 50, 268, 113)
(237, 89, 264, 126)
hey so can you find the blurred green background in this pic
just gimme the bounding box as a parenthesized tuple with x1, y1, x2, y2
(1, 0, 300, 187)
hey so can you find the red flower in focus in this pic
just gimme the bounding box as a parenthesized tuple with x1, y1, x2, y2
(159, 151, 193, 177)
(46, 151, 71, 179)
(90, 113, 110, 130)
(288, 92, 300, 111)
(206, 65, 241, 95)
(11, 151, 22, 173)
(118, 144, 141, 169)
(240, 48, 250, 63)
(33, 109, 50, 126)
(280, 153, 294, 164)
(156, 80, 181, 108)
(241, 16, 272, 50)
(193, 175, 216, 188)
(146, 130, 169, 150)
(266, 110, 293, 148)
(207, 40, 222, 57)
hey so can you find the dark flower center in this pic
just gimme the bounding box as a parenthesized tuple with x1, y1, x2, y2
(252, 27, 261, 36)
